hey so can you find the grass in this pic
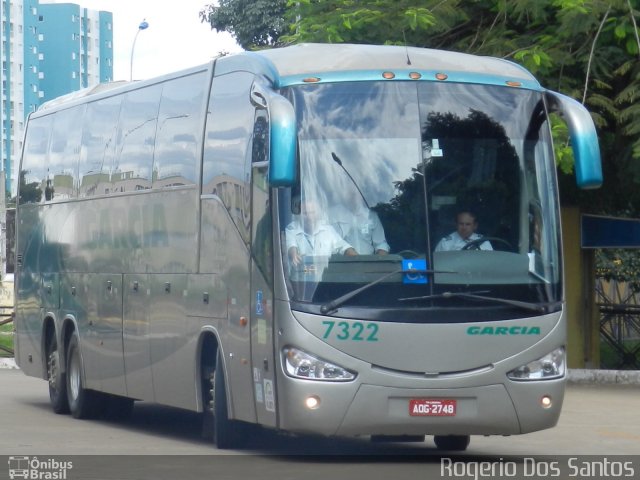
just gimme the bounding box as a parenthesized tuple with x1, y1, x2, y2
(0, 319, 13, 357)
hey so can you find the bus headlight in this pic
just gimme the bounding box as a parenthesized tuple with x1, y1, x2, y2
(283, 347, 356, 381)
(507, 347, 565, 381)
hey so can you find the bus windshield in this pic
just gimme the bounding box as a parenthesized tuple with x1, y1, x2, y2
(278, 81, 562, 322)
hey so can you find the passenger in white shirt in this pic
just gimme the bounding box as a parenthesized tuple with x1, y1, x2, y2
(435, 211, 493, 251)
(330, 203, 390, 255)
(286, 200, 357, 266)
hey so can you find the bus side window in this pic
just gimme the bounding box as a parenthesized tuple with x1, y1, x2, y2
(47, 105, 84, 201)
(79, 95, 121, 197)
(113, 85, 162, 192)
(20, 117, 51, 205)
(152, 72, 207, 188)
(203, 71, 255, 246)
(252, 109, 272, 283)
(252, 110, 269, 165)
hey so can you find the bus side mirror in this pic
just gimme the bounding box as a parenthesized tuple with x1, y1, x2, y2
(546, 91, 602, 189)
(269, 95, 297, 187)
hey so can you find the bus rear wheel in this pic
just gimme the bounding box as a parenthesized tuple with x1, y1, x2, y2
(46, 334, 69, 414)
(66, 332, 104, 419)
(434, 435, 470, 451)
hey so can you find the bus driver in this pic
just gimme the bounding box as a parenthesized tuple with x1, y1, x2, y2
(435, 210, 493, 251)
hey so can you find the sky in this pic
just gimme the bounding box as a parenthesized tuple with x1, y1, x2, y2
(47, 0, 244, 81)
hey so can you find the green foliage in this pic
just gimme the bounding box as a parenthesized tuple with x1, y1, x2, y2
(281, 0, 438, 45)
(199, 0, 287, 49)
(597, 249, 640, 292)
(513, 47, 554, 75)
(0, 321, 13, 357)
(200, 0, 640, 217)
(550, 114, 575, 175)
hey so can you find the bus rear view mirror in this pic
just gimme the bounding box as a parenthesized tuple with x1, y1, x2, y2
(546, 91, 602, 189)
(269, 94, 297, 187)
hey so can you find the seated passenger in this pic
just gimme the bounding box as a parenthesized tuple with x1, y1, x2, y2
(286, 200, 357, 266)
(330, 200, 390, 255)
(435, 210, 492, 251)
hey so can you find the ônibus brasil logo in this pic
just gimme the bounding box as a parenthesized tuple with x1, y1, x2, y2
(467, 325, 541, 335)
(8, 456, 73, 480)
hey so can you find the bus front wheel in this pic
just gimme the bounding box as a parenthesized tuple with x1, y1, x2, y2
(66, 332, 104, 419)
(210, 352, 247, 449)
(434, 435, 470, 451)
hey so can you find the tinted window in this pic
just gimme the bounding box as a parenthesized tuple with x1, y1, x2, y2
(203, 71, 254, 245)
(20, 115, 52, 204)
(47, 105, 85, 200)
(79, 95, 122, 197)
(152, 72, 206, 188)
(278, 81, 561, 321)
(112, 85, 162, 192)
(252, 110, 272, 283)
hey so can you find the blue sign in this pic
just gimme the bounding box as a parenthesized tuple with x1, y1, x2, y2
(402, 259, 428, 284)
(582, 214, 640, 249)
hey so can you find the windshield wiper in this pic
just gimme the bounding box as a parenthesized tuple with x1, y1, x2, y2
(320, 267, 455, 314)
(399, 291, 560, 314)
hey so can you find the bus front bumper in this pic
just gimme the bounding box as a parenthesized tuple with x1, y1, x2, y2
(276, 378, 565, 437)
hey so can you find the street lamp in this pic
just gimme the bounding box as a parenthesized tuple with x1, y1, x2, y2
(129, 20, 149, 81)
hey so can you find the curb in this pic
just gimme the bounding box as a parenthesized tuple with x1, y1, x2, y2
(566, 368, 640, 385)
(0, 358, 637, 384)
(0, 357, 17, 369)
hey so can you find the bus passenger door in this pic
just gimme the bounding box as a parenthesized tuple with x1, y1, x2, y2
(249, 110, 277, 427)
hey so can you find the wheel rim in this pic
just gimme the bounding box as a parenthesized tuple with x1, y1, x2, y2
(68, 348, 81, 401)
(47, 349, 59, 390)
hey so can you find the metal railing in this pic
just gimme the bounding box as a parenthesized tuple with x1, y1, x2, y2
(596, 279, 640, 369)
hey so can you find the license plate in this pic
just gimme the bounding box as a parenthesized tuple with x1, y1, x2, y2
(409, 398, 457, 416)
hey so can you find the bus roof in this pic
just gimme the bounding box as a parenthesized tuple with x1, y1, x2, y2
(249, 43, 539, 87)
(36, 43, 540, 114)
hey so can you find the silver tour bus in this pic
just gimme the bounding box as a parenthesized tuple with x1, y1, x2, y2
(14, 43, 602, 451)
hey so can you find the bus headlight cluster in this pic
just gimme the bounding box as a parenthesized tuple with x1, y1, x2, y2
(507, 347, 565, 381)
(283, 347, 356, 381)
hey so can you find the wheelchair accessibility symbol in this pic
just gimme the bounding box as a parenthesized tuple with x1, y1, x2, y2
(402, 259, 428, 284)
(256, 290, 264, 316)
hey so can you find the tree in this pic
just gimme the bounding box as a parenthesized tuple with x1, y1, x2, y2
(285, 0, 640, 215)
(200, 0, 640, 286)
(200, 0, 287, 49)
(201, 0, 640, 216)
(279, 0, 442, 45)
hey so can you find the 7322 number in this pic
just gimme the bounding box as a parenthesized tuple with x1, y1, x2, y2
(322, 321, 379, 342)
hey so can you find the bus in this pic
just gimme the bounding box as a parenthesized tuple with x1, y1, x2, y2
(14, 43, 602, 451)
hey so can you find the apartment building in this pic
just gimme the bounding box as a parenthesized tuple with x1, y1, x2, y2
(1, 0, 113, 196)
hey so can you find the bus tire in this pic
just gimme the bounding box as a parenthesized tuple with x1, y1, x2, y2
(66, 332, 104, 419)
(212, 352, 246, 449)
(434, 435, 470, 451)
(46, 333, 69, 414)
